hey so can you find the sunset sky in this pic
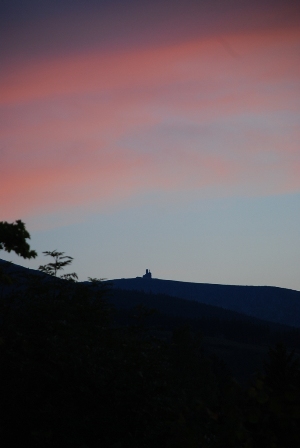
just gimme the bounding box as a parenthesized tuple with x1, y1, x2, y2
(1, 0, 300, 290)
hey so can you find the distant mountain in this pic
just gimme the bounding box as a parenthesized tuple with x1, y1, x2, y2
(1, 259, 300, 328)
(108, 287, 300, 343)
(109, 277, 300, 328)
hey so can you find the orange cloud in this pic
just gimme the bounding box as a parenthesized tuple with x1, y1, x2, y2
(1, 26, 299, 221)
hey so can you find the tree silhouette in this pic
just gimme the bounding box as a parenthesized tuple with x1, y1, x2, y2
(0, 220, 37, 259)
(39, 250, 78, 281)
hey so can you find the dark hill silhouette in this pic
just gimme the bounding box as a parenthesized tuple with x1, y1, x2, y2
(1, 259, 300, 328)
(109, 276, 300, 328)
(109, 288, 300, 347)
(2, 259, 300, 383)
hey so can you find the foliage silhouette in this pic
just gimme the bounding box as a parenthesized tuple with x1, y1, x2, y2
(0, 219, 37, 259)
(39, 250, 78, 281)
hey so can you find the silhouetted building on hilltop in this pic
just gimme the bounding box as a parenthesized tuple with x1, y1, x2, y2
(143, 269, 152, 279)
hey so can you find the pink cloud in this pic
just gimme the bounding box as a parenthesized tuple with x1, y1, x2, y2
(1, 26, 299, 221)
(2, 27, 298, 106)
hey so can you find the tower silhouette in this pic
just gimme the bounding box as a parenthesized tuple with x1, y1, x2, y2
(143, 269, 152, 279)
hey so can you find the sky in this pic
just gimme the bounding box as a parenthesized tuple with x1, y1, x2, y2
(1, 0, 300, 290)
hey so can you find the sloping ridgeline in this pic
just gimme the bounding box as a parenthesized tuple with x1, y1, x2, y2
(3, 259, 299, 328)
(109, 277, 300, 327)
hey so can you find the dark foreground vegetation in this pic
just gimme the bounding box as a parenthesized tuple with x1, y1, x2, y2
(0, 221, 300, 447)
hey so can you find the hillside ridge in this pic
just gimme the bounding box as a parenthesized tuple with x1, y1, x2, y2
(110, 276, 300, 327)
(1, 259, 300, 327)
